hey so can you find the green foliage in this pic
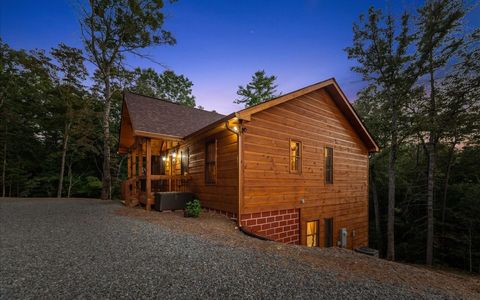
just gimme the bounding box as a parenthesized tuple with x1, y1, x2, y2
(235, 70, 279, 107)
(131, 68, 196, 107)
(185, 199, 201, 218)
(350, 0, 480, 271)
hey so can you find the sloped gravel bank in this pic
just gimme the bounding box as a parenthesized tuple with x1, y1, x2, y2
(1, 198, 478, 299)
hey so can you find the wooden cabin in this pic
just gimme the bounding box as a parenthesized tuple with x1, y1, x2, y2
(119, 78, 379, 249)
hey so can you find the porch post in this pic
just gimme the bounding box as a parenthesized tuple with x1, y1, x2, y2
(127, 153, 131, 179)
(132, 141, 137, 197)
(146, 138, 152, 210)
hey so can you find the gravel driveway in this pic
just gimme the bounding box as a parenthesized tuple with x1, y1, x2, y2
(0, 198, 477, 299)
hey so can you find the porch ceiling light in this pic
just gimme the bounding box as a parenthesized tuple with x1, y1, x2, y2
(162, 156, 166, 161)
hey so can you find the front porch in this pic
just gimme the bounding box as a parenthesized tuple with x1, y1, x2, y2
(120, 136, 191, 210)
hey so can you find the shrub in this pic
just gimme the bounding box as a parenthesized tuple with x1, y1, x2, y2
(185, 199, 201, 217)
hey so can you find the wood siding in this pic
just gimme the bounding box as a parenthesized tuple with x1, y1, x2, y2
(241, 89, 369, 247)
(180, 124, 239, 215)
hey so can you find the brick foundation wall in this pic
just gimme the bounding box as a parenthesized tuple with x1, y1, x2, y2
(240, 209, 300, 244)
(203, 207, 237, 219)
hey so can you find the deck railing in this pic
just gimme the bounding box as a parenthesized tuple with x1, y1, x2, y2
(121, 175, 191, 201)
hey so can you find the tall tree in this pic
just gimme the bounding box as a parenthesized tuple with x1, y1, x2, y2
(235, 70, 279, 107)
(50, 44, 87, 198)
(415, 0, 465, 265)
(79, 0, 176, 200)
(345, 7, 417, 261)
(132, 68, 196, 107)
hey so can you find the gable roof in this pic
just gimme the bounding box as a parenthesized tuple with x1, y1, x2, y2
(123, 91, 225, 139)
(119, 78, 379, 153)
(235, 78, 379, 152)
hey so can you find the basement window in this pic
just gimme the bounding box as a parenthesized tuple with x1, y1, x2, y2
(306, 220, 319, 247)
(324, 218, 334, 247)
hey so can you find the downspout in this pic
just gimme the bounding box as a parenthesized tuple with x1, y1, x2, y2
(225, 120, 243, 226)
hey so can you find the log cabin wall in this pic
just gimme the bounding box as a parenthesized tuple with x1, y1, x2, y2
(240, 89, 369, 248)
(179, 124, 239, 216)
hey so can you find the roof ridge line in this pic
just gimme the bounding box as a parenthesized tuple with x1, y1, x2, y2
(124, 90, 225, 116)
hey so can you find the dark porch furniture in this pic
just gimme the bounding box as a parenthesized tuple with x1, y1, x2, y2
(154, 192, 195, 212)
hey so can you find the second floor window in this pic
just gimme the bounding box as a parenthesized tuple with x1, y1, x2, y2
(290, 140, 302, 173)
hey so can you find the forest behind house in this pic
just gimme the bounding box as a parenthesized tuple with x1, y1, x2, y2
(1, 0, 479, 273)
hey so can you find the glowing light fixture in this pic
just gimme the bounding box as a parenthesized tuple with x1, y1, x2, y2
(162, 156, 166, 161)
(172, 152, 177, 158)
(232, 126, 238, 132)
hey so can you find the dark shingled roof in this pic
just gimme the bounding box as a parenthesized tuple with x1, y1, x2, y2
(124, 92, 226, 138)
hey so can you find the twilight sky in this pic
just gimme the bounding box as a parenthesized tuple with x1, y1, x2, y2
(1, 0, 479, 114)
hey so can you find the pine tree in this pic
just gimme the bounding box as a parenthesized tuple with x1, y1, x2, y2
(235, 70, 279, 107)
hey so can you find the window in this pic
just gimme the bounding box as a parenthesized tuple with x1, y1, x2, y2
(181, 148, 189, 176)
(290, 140, 302, 173)
(306, 220, 319, 247)
(325, 147, 333, 184)
(324, 218, 334, 247)
(205, 140, 217, 184)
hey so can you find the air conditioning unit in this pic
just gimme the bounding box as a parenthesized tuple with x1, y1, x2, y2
(339, 228, 348, 248)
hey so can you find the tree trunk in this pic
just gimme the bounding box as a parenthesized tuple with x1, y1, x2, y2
(426, 143, 435, 265)
(101, 72, 112, 200)
(57, 121, 71, 198)
(426, 58, 436, 266)
(370, 163, 383, 256)
(387, 102, 397, 261)
(67, 162, 73, 198)
(441, 141, 455, 239)
(2, 124, 7, 198)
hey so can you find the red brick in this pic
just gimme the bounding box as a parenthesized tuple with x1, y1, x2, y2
(261, 211, 270, 217)
(252, 212, 261, 218)
(280, 210, 287, 214)
(283, 214, 291, 220)
(271, 234, 279, 240)
(275, 227, 283, 233)
(280, 232, 287, 238)
(241, 213, 251, 219)
(266, 228, 275, 235)
(257, 218, 266, 224)
(280, 221, 287, 226)
(271, 222, 279, 228)
(246, 219, 256, 226)
(271, 210, 279, 216)
(251, 225, 261, 232)
(267, 216, 275, 223)
(288, 219, 294, 225)
(261, 223, 271, 230)
(275, 216, 283, 221)
(287, 209, 294, 213)
(291, 224, 298, 230)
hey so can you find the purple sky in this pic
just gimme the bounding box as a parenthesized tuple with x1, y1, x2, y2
(2, 0, 479, 114)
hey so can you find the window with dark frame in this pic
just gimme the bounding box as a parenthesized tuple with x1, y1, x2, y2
(324, 218, 334, 247)
(306, 220, 319, 247)
(290, 140, 302, 173)
(181, 148, 189, 176)
(205, 140, 217, 184)
(325, 147, 333, 184)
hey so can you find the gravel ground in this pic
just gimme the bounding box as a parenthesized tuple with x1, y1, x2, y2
(1, 198, 478, 299)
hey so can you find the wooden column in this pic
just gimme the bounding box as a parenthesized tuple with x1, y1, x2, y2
(146, 138, 152, 211)
(132, 142, 137, 197)
(127, 153, 132, 179)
